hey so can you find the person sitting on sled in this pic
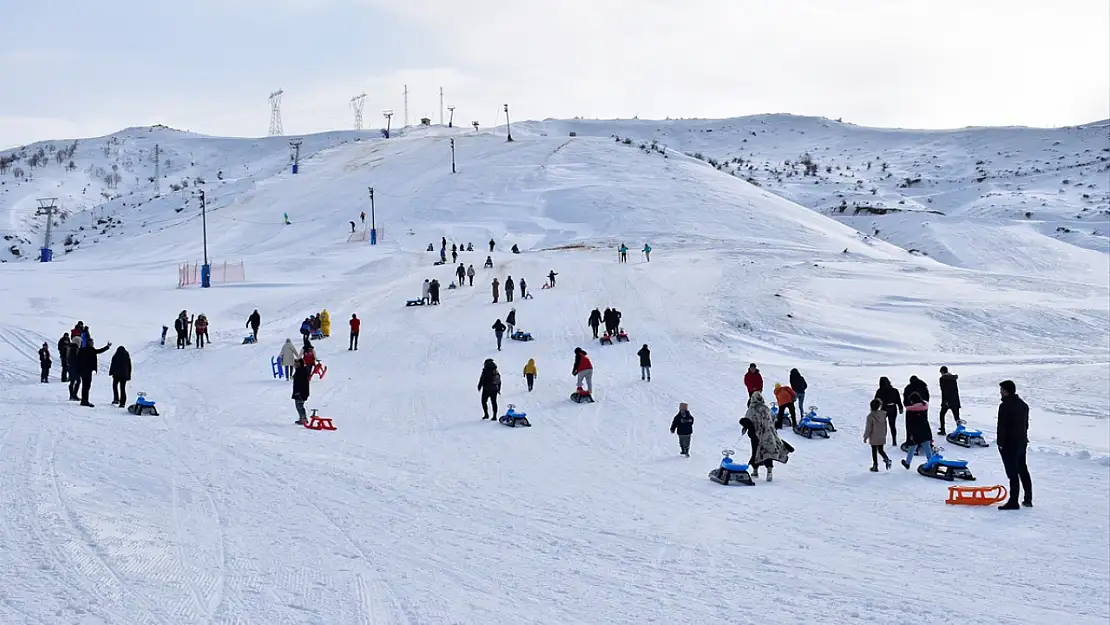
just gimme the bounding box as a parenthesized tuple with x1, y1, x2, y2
(484, 256, 494, 269)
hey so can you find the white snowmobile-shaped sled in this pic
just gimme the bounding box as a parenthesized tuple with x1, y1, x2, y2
(917, 453, 975, 481)
(709, 450, 754, 486)
(570, 387, 595, 403)
(498, 404, 531, 427)
(127, 393, 159, 416)
(945, 421, 989, 448)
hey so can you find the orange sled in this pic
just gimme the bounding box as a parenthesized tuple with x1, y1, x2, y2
(946, 484, 1007, 506)
(303, 409, 336, 431)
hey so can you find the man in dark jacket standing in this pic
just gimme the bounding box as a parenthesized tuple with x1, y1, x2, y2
(292, 359, 311, 425)
(76, 338, 112, 407)
(670, 403, 693, 456)
(109, 346, 132, 407)
(38, 342, 51, 383)
(938, 366, 961, 434)
(478, 358, 501, 420)
(246, 309, 261, 340)
(790, 368, 808, 413)
(58, 334, 71, 382)
(588, 309, 602, 339)
(637, 344, 651, 381)
(903, 375, 929, 405)
(997, 380, 1032, 510)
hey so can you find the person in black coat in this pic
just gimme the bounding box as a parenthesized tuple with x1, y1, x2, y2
(492, 319, 506, 351)
(637, 344, 651, 381)
(75, 338, 112, 407)
(67, 342, 81, 400)
(477, 358, 501, 420)
(789, 368, 808, 412)
(900, 392, 933, 468)
(903, 375, 929, 405)
(292, 359, 311, 425)
(108, 346, 132, 407)
(246, 309, 261, 340)
(429, 279, 441, 305)
(58, 334, 71, 382)
(874, 377, 903, 447)
(997, 380, 1032, 509)
(938, 366, 961, 434)
(174, 314, 188, 349)
(670, 403, 693, 456)
(588, 309, 602, 338)
(38, 342, 51, 383)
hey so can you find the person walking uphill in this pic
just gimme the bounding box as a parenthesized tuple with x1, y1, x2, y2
(76, 338, 112, 407)
(108, 346, 131, 407)
(523, 358, 537, 391)
(874, 376, 903, 447)
(456, 263, 466, 286)
(740, 392, 793, 481)
(478, 358, 501, 420)
(467, 264, 476, 287)
(863, 398, 892, 471)
(588, 308, 602, 339)
(773, 382, 797, 429)
(900, 392, 935, 469)
(38, 342, 51, 383)
(997, 380, 1033, 509)
(637, 344, 651, 381)
(58, 334, 71, 382)
(505, 276, 515, 302)
(292, 358, 311, 425)
(572, 348, 593, 392)
(492, 319, 506, 351)
(491, 278, 500, 304)
(246, 309, 261, 340)
(349, 314, 361, 350)
(938, 366, 961, 434)
(281, 339, 300, 379)
(790, 368, 808, 414)
(670, 403, 694, 456)
(744, 364, 763, 397)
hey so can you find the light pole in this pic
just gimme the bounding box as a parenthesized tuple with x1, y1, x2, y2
(368, 186, 377, 245)
(199, 190, 211, 288)
(450, 138, 456, 174)
(504, 104, 513, 142)
(447, 106, 455, 128)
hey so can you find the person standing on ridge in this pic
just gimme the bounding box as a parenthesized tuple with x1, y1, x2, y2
(38, 342, 51, 383)
(938, 366, 961, 435)
(874, 376, 903, 447)
(478, 358, 501, 420)
(997, 380, 1033, 509)
(588, 308, 602, 339)
(246, 309, 261, 341)
(349, 314, 361, 350)
(670, 403, 694, 457)
(58, 333, 71, 382)
(637, 343, 651, 381)
(744, 363, 763, 397)
(492, 319, 506, 351)
(523, 358, 537, 391)
(108, 345, 131, 407)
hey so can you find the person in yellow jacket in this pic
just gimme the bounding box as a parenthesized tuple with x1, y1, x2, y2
(320, 309, 331, 337)
(523, 358, 537, 392)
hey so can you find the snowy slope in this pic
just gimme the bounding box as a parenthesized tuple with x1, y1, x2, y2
(0, 128, 1107, 625)
(519, 116, 1110, 276)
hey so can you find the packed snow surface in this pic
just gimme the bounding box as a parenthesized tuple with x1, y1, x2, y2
(0, 123, 1107, 625)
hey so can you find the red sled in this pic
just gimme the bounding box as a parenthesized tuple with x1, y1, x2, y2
(303, 409, 336, 430)
(311, 362, 327, 380)
(570, 387, 595, 403)
(599, 334, 613, 345)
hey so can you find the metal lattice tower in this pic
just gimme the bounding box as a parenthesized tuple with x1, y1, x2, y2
(351, 93, 367, 130)
(35, 198, 58, 252)
(268, 89, 284, 136)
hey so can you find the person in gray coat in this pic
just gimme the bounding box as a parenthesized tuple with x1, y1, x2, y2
(863, 398, 892, 471)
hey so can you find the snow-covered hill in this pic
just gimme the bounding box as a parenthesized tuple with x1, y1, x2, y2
(0, 124, 1107, 624)
(520, 115, 1110, 271)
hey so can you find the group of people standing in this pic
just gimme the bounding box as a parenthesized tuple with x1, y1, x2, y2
(617, 243, 652, 263)
(39, 321, 131, 408)
(587, 307, 623, 339)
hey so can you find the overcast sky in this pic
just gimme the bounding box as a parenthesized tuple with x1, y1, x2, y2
(2, 0, 1108, 148)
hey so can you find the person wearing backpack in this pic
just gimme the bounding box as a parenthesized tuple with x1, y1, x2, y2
(478, 359, 501, 420)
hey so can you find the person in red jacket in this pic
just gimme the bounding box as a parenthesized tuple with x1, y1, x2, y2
(744, 363, 763, 397)
(572, 347, 593, 392)
(349, 314, 361, 351)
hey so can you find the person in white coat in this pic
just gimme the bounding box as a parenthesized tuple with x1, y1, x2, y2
(422, 279, 431, 304)
(280, 338, 300, 379)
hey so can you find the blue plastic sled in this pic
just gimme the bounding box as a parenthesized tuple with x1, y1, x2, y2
(310, 330, 324, 340)
(127, 393, 159, 416)
(709, 450, 754, 486)
(510, 330, 533, 341)
(917, 453, 975, 481)
(406, 299, 426, 307)
(804, 408, 836, 432)
(792, 416, 830, 439)
(272, 356, 284, 378)
(946, 422, 989, 448)
(498, 405, 531, 427)
(242, 335, 257, 344)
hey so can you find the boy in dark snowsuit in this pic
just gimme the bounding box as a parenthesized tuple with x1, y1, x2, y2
(478, 358, 501, 419)
(938, 366, 961, 434)
(588, 309, 602, 338)
(38, 342, 51, 383)
(58, 334, 71, 382)
(670, 403, 693, 456)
